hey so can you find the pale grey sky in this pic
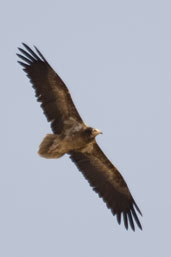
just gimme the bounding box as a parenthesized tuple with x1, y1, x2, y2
(1, 0, 171, 256)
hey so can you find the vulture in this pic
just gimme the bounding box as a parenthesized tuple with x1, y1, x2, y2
(17, 43, 142, 231)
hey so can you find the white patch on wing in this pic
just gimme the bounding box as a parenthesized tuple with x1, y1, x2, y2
(64, 117, 86, 136)
(74, 122, 85, 132)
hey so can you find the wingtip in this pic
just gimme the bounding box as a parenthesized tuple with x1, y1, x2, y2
(34, 45, 47, 62)
(131, 205, 142, 230)
(116, 212, 121, 225)
(22, 42, 30, 48)
(133, 200, 143, 216)
(127, 210, 135, 231)
(123, 212, 128, 230)
(17, 60, 28, 68)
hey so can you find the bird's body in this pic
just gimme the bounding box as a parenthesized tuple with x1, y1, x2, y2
(38, 126, 101, 159)
(17, 43, 142, 231)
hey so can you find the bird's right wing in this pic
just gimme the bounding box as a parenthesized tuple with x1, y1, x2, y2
(70, 142, 142, 231)
(17, 43, 83, 134)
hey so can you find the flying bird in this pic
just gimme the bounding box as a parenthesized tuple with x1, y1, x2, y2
(17, 43, 142, 231)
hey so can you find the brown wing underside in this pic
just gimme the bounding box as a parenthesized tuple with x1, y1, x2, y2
(17, 43, 83, 134)
(70, 142, 142, 231)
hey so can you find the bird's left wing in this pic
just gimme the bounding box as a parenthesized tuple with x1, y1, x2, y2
(69, 142, 142, 231)
(17, 43, 83, 134)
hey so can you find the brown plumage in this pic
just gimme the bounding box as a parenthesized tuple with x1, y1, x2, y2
(17, 43, 142, 231)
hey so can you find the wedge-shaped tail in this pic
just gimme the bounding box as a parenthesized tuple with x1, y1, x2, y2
(38, 134, 64, 159)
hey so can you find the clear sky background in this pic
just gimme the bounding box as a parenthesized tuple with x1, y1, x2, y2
(1, 0, 171, 256)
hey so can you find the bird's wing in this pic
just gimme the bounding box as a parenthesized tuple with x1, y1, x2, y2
(17, 43, 83, 134)
(69, 142, 142, 231)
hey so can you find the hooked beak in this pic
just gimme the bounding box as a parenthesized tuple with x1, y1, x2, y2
(93, 128, 103, 136)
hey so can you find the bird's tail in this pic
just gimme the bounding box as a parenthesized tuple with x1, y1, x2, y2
(38, 134, 64, 159)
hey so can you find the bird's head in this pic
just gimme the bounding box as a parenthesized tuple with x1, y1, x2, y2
(84, 127, 102, 139)
(92, 128, 103, 137)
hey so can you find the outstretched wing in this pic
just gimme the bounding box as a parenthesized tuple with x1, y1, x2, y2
(70, 142, 142, 231)
(17, 43, 83, 134)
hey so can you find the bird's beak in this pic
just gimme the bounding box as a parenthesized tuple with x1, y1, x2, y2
(93, 129, 103, 136)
